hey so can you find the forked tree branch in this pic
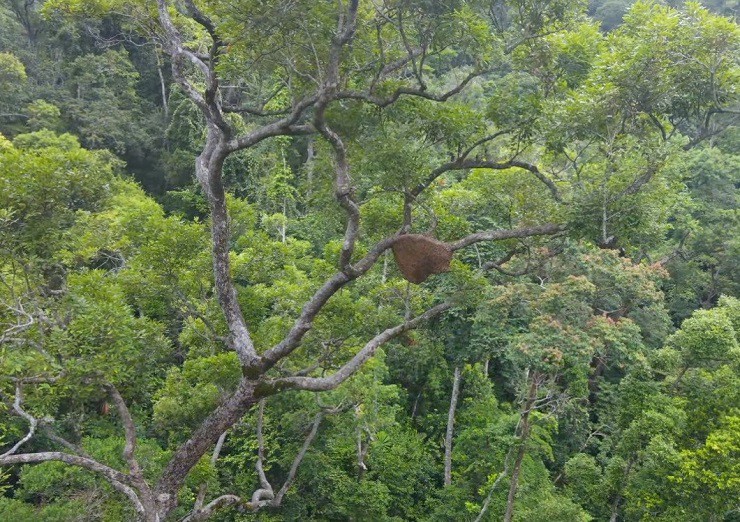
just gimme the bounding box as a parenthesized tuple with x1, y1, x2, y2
(104, 384, 147, 487)
(182, 406, 326, 521)
(337, 68, 485, 108)
(85, 3, 573, 518)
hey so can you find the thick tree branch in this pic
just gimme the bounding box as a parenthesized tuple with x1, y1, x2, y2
(154, 379, 259, 513)
(0, 451, 136, 488)
(260, 235, 399, 371)
(197, 143, 258, 368)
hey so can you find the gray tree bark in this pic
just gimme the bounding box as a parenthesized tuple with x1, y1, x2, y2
(444, 366, 462, 487)
(504, 375, 539, 522)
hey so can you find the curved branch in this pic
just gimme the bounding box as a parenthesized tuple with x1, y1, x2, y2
(181, 0, 221, 50)
(337, 68, 484, 108)
(449, 223, 566, 251)
(226, 97, 318, 153)
(412, 158, 562, 202)
(314, 114, 360, 269)
(0, 384, 37, 458)
(181, 494, 243, 522)
(253, 399, 274, 502)
(0, 387, 148, 517)
(156, 0, 230, 133)
(313, 0, 361, 270)
(272, 411, 324, 505)
(273, 301, 452, 392)
(0, 451, 136, 488)
(104, 384, 144, 482)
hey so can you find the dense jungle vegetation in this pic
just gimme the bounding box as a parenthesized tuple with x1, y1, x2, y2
(0, 0, 738, 520)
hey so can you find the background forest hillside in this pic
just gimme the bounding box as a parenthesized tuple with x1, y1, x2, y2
(0, 0, 738, 521)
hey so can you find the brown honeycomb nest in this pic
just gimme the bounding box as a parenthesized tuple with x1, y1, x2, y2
(391, 234, 452, 284)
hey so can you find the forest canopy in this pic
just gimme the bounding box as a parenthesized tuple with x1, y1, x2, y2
(0, 0, 738, 521)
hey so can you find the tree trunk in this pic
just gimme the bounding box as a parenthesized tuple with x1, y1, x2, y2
(154, 378, 259, 518)
(444, 365, 462, 487)
(504, 375, 538, 522)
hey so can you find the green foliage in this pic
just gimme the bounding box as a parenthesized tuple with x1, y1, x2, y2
(0, 1, 737, 520)
(25, 100, 62, 132)
(0, 51, 26, 96)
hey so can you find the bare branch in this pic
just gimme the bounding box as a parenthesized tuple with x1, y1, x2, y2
(260, 235, 399, 371)
(181, 494, 243, 522)
(449, 223, 566, 251)
(483, 246, 563, 276)
(155, 0, 230, 132)
(0, 451, 135, 487)
(412, 158, 562, 202)
(272, 411, 324, 505)
(617, 161, 664, 198)
(273, 301, 452, 392)
(314, 115, 361, 269)
(337, 68, 484, 108)
(40, 426, 89, 457)
(444, 366, 462, 487)
(0, 384, 37, 458)
(180, 0, 221, 51)
(474, 465, 509, 522)
(104, 384, 144, 482)
(226, 96, 318, 153)
(313, 0, 362, 270)
(252, 400, 274, 504)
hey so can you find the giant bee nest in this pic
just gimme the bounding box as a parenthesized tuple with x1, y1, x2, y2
(391, 234, 452, 284)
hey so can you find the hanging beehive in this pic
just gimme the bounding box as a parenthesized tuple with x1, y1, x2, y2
(391, 234, 453, 284)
